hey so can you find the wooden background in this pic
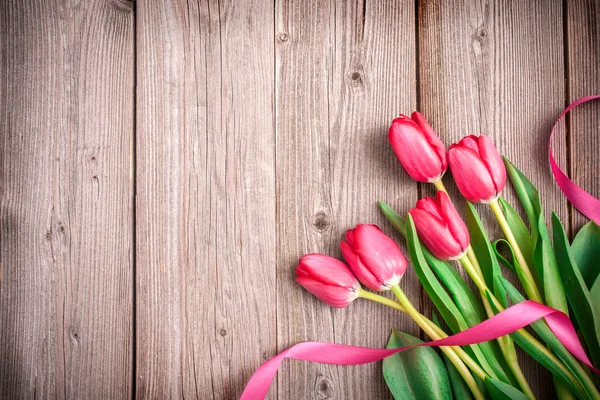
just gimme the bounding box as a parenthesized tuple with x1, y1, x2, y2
(0, 0, 598, 398)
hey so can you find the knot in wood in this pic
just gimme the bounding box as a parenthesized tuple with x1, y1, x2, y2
(312, 211, 330, 231)
(277, 33, 289, 42)
(314, 375, 333, 398)
(348, 71, 363, 86)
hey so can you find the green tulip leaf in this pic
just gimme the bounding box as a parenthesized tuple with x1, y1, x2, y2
(504, 158, 567, 313)
(383, 329, 452, 400)
(571, 221, 600, 290)
(430, 312, 475, 400)
(405, 215, 463, 333)
(443, 348, 474, 400)
(428, 252, 514, 384)
(499, 279, 595, 400)
(492, 239, 516, 273)
(552, 213, 600, 367)
(503, 158, 540, 238)
(426, 256, 487, 327)
(591, 278, 600, 314)
(405, 215, 508, 383)
(430, 311, 449, 335)
(484, 377, 529, 400)
(498, 197, 534, 269)
(466, 201, 508, 306)
(533, 215, 568, 312)
(379, 201, 407, 237)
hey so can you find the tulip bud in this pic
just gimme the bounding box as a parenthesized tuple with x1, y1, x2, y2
(388, 112, 448, 183)
(340, 224, 408, 291)
(409, 191, 470, 260)
(295, 254, 361, 308)
(448, 134, 507, 203)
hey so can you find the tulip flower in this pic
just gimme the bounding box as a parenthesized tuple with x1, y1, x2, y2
(409, 191, 470, 260)
(388, 112, 448, 183)
(295, 254, 361, 308)
(448, 135, 506, 203)
(340, 224, 407, 291)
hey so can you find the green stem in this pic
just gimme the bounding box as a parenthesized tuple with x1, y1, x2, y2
(489, 198, 543, 303)
(389, 285, 486, 400)
(488, 202, 599, 399)
(502, 337, 536, 399)
(466, 246, 485, 279)
(433, 178, 448, 193)
(465, 248, 535, 398)
(359, 289, 406, 312)
(359, 289, 488, 381)
(460, 256, 536, 399)
(461, 255, 598, 400)
(554, 376, 577, 400)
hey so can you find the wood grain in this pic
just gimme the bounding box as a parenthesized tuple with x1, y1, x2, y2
(275, 0, 418, 398)
(418, 0, 566, 397)
(135, 1, 276, 398)
(567, 0, 600, 233)
(0, 0, 134, 398)
(2, 1, 599, 399)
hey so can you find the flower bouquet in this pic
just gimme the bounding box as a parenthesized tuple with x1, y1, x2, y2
(243, 99, 600, 400)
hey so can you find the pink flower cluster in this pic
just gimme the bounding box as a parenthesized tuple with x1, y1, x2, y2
(297, 111, 508, 307)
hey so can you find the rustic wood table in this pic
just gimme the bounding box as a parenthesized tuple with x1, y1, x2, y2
(1, 0, 599, 399)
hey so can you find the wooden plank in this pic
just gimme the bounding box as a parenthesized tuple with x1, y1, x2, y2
(567, 0, 600, 232)
(0, 1, 134, 398)
(275, 0, 418, 398)
(135, 1, 276, 398)
(418, 0, 566, 397)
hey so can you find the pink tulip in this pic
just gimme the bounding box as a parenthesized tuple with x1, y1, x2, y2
(409, 191, 470, 260)
(388, 112, 448, 183)
(448, 135, 507, 203)
(340, 224, 408, 291)
(295, 254, 361, 308)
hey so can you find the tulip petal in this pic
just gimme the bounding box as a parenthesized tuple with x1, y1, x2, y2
(409, 209, 463, 260)
(296, 276, 357, 308)
(352, 225, 407, 287)
(340, 240, 384, 291)
(459, 135, 480, 152)
(411, 111, 448, 170)
(437, 191, 470, 251)
(389, 117, 444, 182)
(478, 135, 507, 194)
(415, 197, 445, 222)
(449, 145, 497, 202)
(297, 254, 358, 288)
(345, 228, 356, 247)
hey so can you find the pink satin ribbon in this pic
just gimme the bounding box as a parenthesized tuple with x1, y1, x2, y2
(550, 95, 600, 224)
(241, 96, 600, 399)
(242, 300, 598, 399)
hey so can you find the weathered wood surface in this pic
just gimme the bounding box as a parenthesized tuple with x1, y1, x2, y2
(275, 1, 417, 398)
(1, 0, 599, 399)
(0, 0, 134, 399)
(567, 0, 600, 232)
(135, 1, 276, 399)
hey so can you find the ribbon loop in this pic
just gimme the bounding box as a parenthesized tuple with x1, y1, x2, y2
(550, 95, 600, 224)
